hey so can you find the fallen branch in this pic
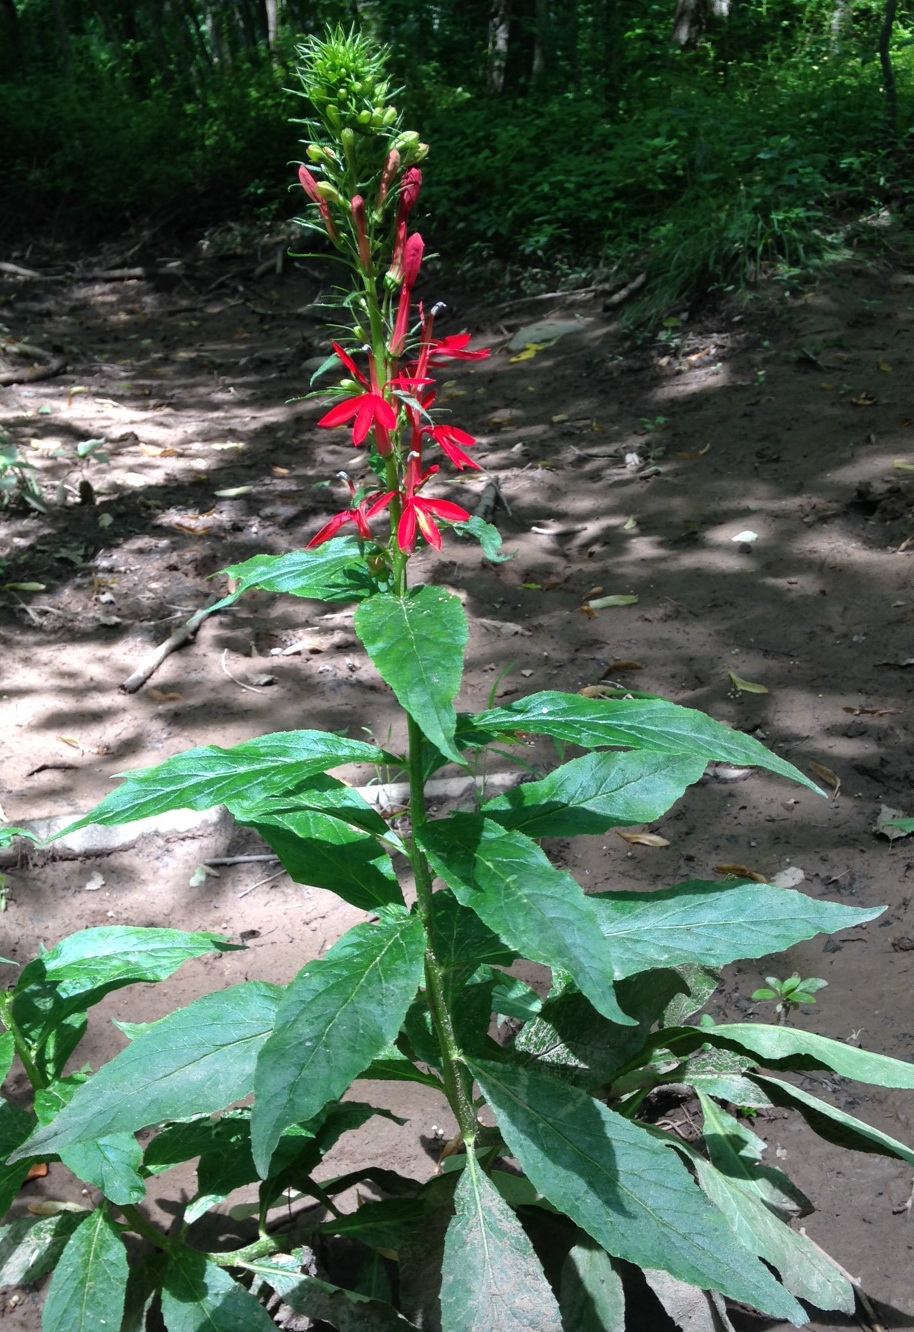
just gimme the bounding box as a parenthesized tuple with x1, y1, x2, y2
(474, 479, 511, 524)
(0, 337, 68, 385)
(0, 262, 46, 280)
(602, 272, 647, 309)
(79, 267, 147, 281)
(120, 599, 223, 694)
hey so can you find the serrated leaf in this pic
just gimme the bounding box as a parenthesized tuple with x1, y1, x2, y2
(482, 751, 706, 838)
(431, 893, 518, 972)
(0, 1213, 83, 1286)
(239, 807, 402, 911)
(467, 1059, 805, 1323)
(12, 983, 280, 1161)
(750, 1073, 914, 1166)
(43, 1207, 128, 1332)
(589, 881, 883, 979)
(418, 815, 635, 1026)
(37, 1074, 146, 1204)
(439, 1157, 562, 1332)
(15, 927, 238, 1005)
(161, 1248, 276, 1332)
(696, 1023, 914, 1087)
(687, 1097, 853, 1312)
(215, 540, 374, 607)
(252, 913, 425, 1174)
(515, 970, 685, 1087)
(471, 692, 821, 794)
(0, 1031, 15, 1083)
(693, 1094, 810, 1217)
(560, 1235, 625, 1332)
(354, 589, 468, 764)
(57, 732, 393, 835)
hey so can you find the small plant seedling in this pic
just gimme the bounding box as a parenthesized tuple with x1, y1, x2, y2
(1, 29, 913, 1332)
(752, 974, 828, 1022)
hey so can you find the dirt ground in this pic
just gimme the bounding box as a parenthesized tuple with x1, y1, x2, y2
(1, 224, 913, 1329)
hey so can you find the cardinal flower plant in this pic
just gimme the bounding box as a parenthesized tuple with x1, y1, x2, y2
(1, 28, 913, 1332)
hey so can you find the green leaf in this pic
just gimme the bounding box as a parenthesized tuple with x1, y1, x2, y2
(240, 808, 402, 911)
(695, 1023, 914, 1087)
(161, 1248, 276, 1332)
(452, 516, 514, 563)
(751, 1072, 914, 1167)
(359, 1047, 443, 1089)
(472, 692, 822, 794)
(467, 1058, 805, 1323)
(216, 540, 374, 606)
(515, 970, 685, 1088)
(482, 751, 707, 838)
(0, 1213, 84, 1286)
(42, 1207, 129, 1332)
(0, 1031, 15, 1082)
(691, 1094, 810, 1218)
(887, 816, 914, 833)
(418, 816, 635, 1026)
(37, 1078, 146, 1206)
(236, 774, 404, 847)
(315, 1197, 424, 1251)
(590, 881, 883, 979)
(439, 1156, 562, 1332)
(689, 1096, 853, 1312)
(12, 983, 281, 1161)
(252, 912, 425, 1174)
(354, 588, 468, 764)
(16, 927, 238, 1003)
(431, 892, 518, 972)
(560, 1237, 625, 1332)
(0, 1098, 39, 1214)
(243, 1258, 420, 1331)
(58, 732, 393, 835)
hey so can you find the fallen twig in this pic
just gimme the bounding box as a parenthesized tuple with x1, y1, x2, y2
(238, 867, 287, 899)
(205, 854, 280, 867)
(79, 267, 147, 281)
(220, 649, 265, 694)
(0, 337, 68, 385)
(120, 599, 223, 694)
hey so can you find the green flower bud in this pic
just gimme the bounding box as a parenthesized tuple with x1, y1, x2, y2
(357, 109, 372, 125)
(341, 128, 355, 150)
(315, 180, 344, 205)
(325, 104, 341, 130)
(382, 106, 397, 126)
(393, 131, 420, 153)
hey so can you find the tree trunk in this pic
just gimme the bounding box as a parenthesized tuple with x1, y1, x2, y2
(264, 0, 281, 57)
(879, 0, 898, 132)
(488, 0, 511, 94)
(531, 0, 548, 89)
(671, 0, 730, 49)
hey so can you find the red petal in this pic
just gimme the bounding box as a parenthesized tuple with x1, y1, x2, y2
(416, 498, 471, 523)
(437, 439, 481, 471)
(397, 504, 418, 553)
(366, 490, 396, 517)
(306, 510, 352, 548)
(414, 506, 443, 549)
(331, 342, 368, 386)
(318, 398, 362, 429)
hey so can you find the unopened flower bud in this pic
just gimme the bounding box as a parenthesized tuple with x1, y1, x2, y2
(377, 149, 400, 206)
(393, 131, 420, 153)
(315, 181, 343, 205)
(298, 165, 322, 204)
(341, 128, 355, 151)
(382, 106, 397, 127)
(325, 104, 341, 130)
(351, 195, 371, 270)
(413, 142, 430, 164)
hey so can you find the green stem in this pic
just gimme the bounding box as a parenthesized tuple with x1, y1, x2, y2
(209, 1236, 284, 1269)
(405, 712, 477, 1146)
(119, 1204, 176, 1254)
(0, 991, 46, 1091)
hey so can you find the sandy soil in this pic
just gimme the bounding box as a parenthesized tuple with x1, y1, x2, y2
(0, 228, 913, 1329)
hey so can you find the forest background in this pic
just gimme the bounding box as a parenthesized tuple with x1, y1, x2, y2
(1, 0, 913, 317)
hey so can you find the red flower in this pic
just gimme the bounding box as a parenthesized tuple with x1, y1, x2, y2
(307, 479, 393, 549)
(396, 454, 470, 552)
(298, 165, 340, 243)
(428, 333, 490, 364)
(424, 423, 481, 471)
(318, 343, 397, 451)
